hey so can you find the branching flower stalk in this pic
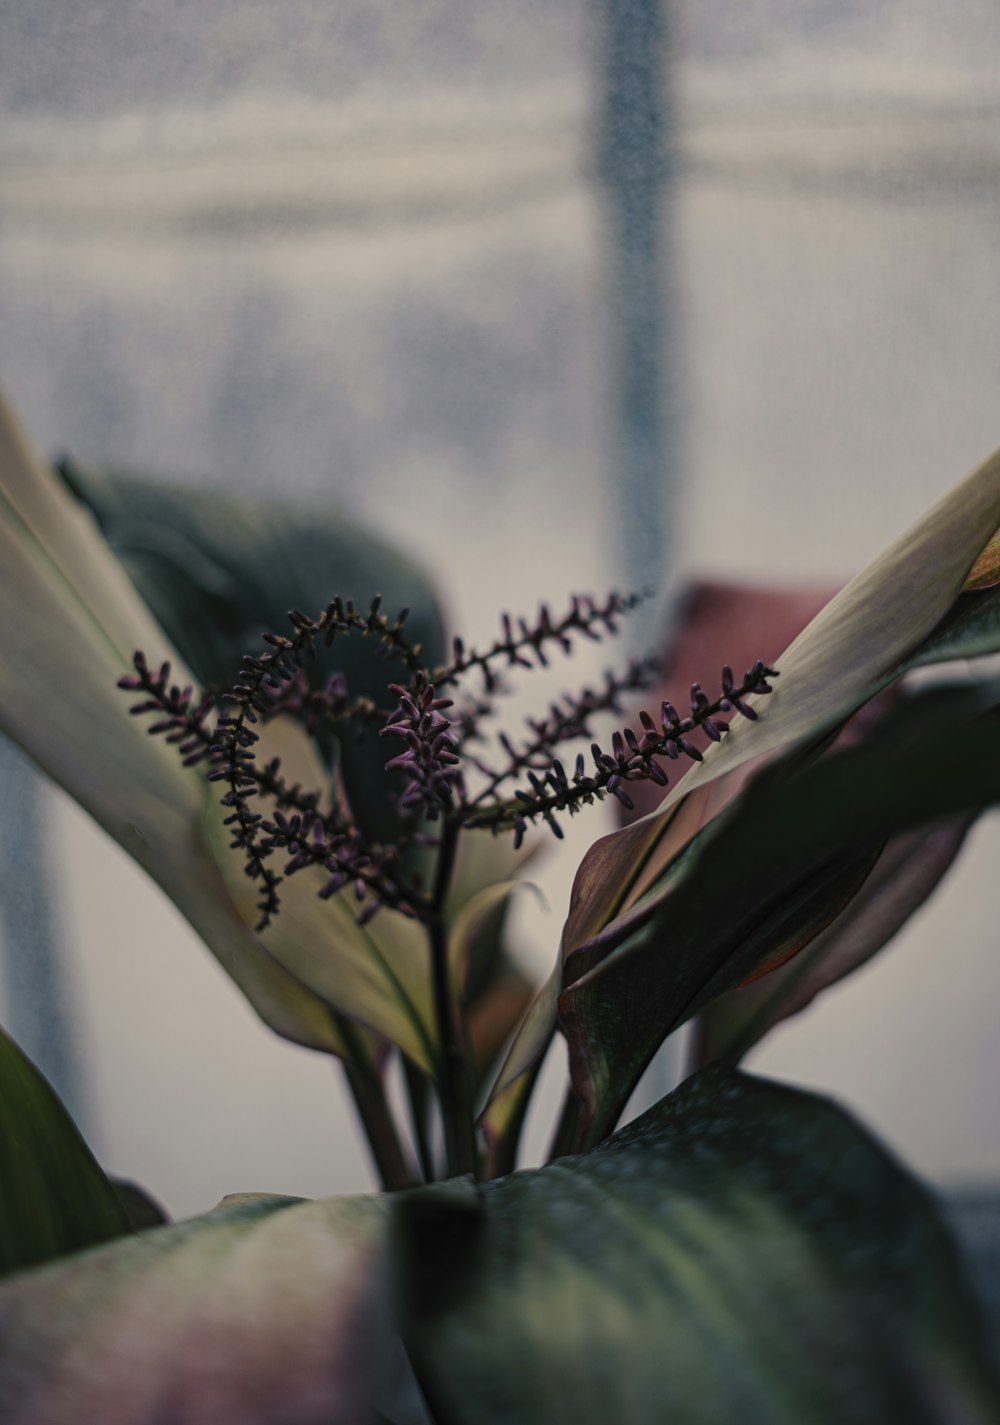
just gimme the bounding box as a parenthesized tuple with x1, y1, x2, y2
(120, 590, 776, 1183)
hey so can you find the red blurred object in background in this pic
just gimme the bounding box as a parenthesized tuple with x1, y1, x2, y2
(624, 579, 840, 822)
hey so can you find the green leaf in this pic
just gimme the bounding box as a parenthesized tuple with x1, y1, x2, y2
(562, 446, 1000, 958)
(559, 683, 1000, 1148)
(693, 817, 973, 1068)
(0, 1028, 129, 1278)
(478, 964, 561, 1178)
(0, 395, 461, 1069)
(902, 583, 1000, 673)
(0, 392, 345, 1056)
(0, 1194, 394, 1424)
(5, 1076, 995, 1424)
(58, 457, 446, 845)
(466, 969, 536, 1106)
(398, 1067, 1000, 1425)
(110, 1180, 169, 1233)
(447, 881, 523, 995)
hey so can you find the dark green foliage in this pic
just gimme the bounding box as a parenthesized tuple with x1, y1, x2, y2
(59, 458, 446, 844)
(559, 682, 1000, 1148)
(0, 1028, 129, 1278)
(397, 1068, 1000, 1425)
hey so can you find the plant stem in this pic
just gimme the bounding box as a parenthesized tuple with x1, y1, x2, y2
(403, 1057, 437, 1182)
(332, 1013, 418, 1191)
(428, 817, 479, 1179)
(341, 1062, 419, 1191)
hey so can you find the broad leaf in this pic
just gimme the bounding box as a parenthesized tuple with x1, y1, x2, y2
(903, 583, 1000, 673)
(693, 817, 973, 1068)
(0, 392, 461, 1069)
(560, 683, 1000, 1148)
(562, 447, 1000, 956)
(0, 1028, 128, 1278)
(398, 1067, 1000, 1425)
(0, 1194, 393, 1424)
(0, 391, 344, 1055)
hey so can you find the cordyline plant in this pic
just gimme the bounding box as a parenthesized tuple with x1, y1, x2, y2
(1, 385, 1000, 1424)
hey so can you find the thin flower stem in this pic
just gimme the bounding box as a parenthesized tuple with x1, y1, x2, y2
(403, 1057, 438, 1183)
(468, 656, 661, 809)
(427, 817, 479, 1179)
(430, 592, 646, 694)
(466, 661, 777, 842)
(332, 1014, 419, 1191)
(341, 1063, 419, 1191)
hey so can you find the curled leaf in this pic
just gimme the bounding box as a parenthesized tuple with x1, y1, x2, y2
(560, 682, 1000, 1148)
(563, 445, 1000, 955)
(693, 817, 974, 1068)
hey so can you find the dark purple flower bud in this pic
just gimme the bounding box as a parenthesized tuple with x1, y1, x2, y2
(384, 750, 417, 772)
(662, 701, 680, 730)
(379, 723, 411, 741)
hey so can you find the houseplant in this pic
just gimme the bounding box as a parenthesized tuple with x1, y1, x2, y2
(1, 386, 999, 1422)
